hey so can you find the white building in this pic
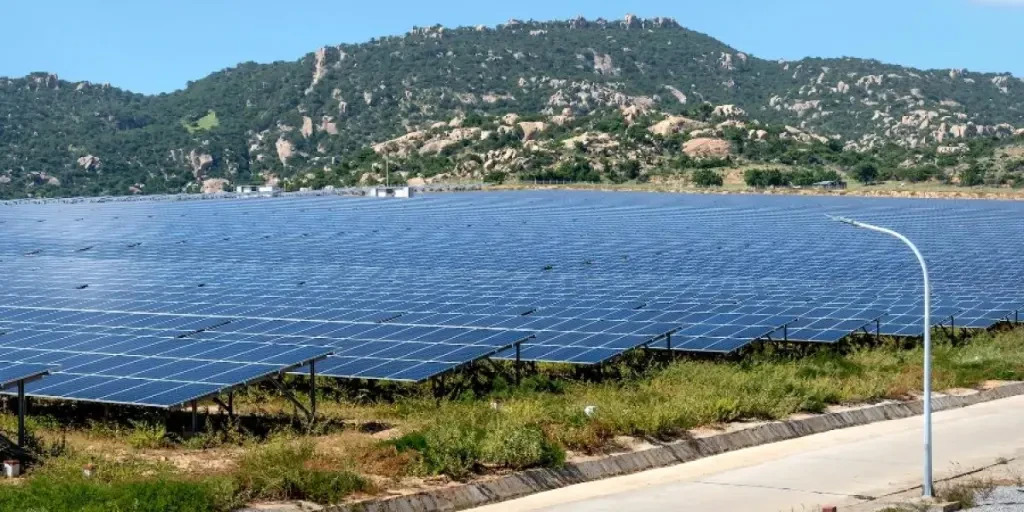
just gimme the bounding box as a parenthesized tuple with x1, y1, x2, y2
(236, 185, 282, 197)
(368, 186, 413, 198)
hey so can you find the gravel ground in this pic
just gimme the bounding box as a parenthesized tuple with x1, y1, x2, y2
(966, 487, 1024, 511)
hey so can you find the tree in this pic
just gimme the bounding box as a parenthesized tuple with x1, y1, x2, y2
(615, 160, 641, 181)
(959, 165, 985, 187)
(852, 162, 879, 184)
(484, 171, 508, 185)
(744, 168, 786, 188)
(692, 169, 723, 187)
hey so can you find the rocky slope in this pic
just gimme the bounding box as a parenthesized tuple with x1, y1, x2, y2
(1, 15, 1022, 197)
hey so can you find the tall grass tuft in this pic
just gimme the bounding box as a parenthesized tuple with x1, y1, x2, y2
(233, 437, 372, 504)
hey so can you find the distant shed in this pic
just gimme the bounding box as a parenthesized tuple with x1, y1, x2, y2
(368, 186, 413, 198)
(813, 180, 847, 190)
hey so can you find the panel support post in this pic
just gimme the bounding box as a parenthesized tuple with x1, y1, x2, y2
(875, 319, 880, 344)
(950, 316, 955, 343)
(309, 360, 317, 422)
(268, 378, 312, 421)
(514, 343, 522, 387)
(17, 381, 25, 447)
(227, 391, 234, 419)
(190, 400, 198, 433)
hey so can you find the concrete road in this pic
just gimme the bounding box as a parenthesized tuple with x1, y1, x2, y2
(471, 394, 1024, 512)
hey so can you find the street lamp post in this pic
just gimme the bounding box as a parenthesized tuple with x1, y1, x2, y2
(829, 215, 933, 498)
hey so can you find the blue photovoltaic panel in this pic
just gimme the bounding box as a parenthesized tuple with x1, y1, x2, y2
(0, 190, 1020, 387)
(0, 361, 54, 390)
(0, 328, 331, 408)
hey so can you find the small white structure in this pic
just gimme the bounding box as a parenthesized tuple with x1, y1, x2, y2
(3, 460, 20, 479)
(258, 185, 282, 197)
(237, 185, 282, 198)
(368, 186, 413, 198)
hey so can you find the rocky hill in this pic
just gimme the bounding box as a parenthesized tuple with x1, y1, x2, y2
(2, 15, 1024, 198)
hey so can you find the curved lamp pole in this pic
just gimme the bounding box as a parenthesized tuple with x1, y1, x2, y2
(829, 215, 933, 498)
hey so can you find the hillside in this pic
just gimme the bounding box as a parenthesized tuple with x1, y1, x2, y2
(2, 15, 1024, 198)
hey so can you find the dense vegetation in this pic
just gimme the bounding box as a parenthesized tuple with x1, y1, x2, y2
(2, 15, 1023, 198)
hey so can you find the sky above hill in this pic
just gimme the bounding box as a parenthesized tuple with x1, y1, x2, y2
(2, 0, 1023, 94)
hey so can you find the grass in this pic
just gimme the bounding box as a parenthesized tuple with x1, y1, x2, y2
(1, 328, 1023, 509)
(0, 439, 372, 512)
(182, 111, 220, 134)
(0, 454, 235, 512)
(360, 330, 1024, 455)
(232, 437, 372, 504)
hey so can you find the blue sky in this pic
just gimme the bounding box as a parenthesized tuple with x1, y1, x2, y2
(2, 0, 1022, 94)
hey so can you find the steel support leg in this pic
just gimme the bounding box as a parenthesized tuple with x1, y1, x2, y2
(228, 391, 234, 419)
(17, 381, 25, 447)
(309, 361, 317, 422)
(190, 400, 198, 433)
(515, 343, 522, 387)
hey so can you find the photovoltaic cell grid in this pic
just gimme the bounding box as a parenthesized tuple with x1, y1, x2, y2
(0, 361, 54, 390)
(0, 191, 1019, 402)
(0, 326, 330, 407)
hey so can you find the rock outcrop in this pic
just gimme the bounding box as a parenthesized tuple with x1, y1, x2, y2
(519, 122, 548, 141)
(275, 138, 296, 165)
(664, 85, 688, 104)
(593, 53, 616, 75)
(713, 105, 746, 118)
(76, 155, 101, 171)
(649, 116, 706, 136)
(305, 47, 329, 95)
(187, 150, 214, 177)
(202, 178, 229, 194)
(320, 116, 339, 135)
(683, 138, 732, 159)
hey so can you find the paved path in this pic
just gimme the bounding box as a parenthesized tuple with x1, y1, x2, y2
(471, 394, 1024, 512)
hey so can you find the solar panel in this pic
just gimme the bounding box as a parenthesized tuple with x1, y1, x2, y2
(0, 361, 54, 389)
(0, 328, 331, 408)
(0, 190, 1020, 388)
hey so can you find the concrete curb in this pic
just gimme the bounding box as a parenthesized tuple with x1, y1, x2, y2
(301, 383, 1024, 512)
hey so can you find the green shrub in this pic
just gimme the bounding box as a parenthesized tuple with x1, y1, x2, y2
(386, 431, 429, 453)
(744, 168, 786, 188)
(234, 439, 370, 504)
(691, 169, 723, 187)
(127, 420, 170, 449)
(0, 471, 233, 512)
(421, 421, 483, 479)
(481, 421, 565, 470)
(483, 171, 508, 185)
(852, 162, 879, 183)
(960, 165, 986, 187)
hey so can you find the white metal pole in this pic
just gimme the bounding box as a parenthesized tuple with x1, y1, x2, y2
(829, 215, 933, 497)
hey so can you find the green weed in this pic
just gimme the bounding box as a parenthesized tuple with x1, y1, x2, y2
(233, 438, 372, 504)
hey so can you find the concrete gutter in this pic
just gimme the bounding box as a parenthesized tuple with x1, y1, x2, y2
(248, 382, 1024, 512)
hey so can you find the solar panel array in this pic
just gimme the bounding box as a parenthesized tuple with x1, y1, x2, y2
(0, 191, 1021, 407)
